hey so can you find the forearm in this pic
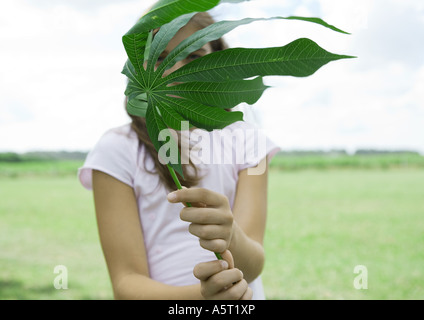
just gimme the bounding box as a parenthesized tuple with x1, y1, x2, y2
(228, 221, 265, 283)
(113, 273, 203, 300)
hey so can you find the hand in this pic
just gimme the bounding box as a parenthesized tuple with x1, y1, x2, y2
(167, 187, 234, 254)
(193, 250, 253, 300)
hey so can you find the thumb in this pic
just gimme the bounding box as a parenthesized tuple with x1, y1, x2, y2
(220, 250, 234, 269)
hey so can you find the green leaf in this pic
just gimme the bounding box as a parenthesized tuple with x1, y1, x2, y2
(146, 100, 184, 177)
(162, 38, 356, 84)
(146, 13, 196, 72)
(125, 80, 144, 101)
(121, 0, 355, 184)
(122, 32, 150, 78)
(152, 96, 188, 131)
(123, 0, 220, 73)
(154, 17, 261, 76)
(155, 94, 244, 131)
(161, 77, 268, 108)
(143, 30, 154, 63)
(127, 94, 148, 118)
(154, 15, 350, 76)
(284, 16, 350, 34)
(122, 59, 146, 89)
(126, 0, 220, 35)
(122, 60, 149, 119)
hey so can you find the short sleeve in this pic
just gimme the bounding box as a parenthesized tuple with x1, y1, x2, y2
(78, 124, 139, 190)
(232, 121, 281, 172)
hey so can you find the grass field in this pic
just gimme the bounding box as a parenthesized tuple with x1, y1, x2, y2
(0, 174, 112, 299)
(1, 158, 423, 299)
(264, 169, 424, 299)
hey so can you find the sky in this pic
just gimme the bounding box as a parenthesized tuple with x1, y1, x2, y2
(0, 0, 423, 154)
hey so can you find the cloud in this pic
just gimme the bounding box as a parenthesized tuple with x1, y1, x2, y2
(1, 0, 423, 154)
(350, 0, 424, 69)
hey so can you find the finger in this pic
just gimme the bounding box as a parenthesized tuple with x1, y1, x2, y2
(166, 187, 199, 207)
(204, 268, 244, 297)
(193, 260, 229, 281)
(221, 250, 234, 269)
(167, 188, 227, 208)
(241, 287, 253, 300)
(185, 201, 207, 208)
(199, 239, 227, 254)
(213, 278, 249, 300)
(188, 224, 226, 240)
(180, 207, 227, 225)
(181, 187, 207, 208)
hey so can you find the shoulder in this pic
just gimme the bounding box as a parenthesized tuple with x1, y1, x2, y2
(79, 123, 140, 190)
(90, 123, 140, 169)
(97, 123, 138, 150)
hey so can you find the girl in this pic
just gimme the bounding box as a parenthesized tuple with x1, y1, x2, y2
(79, 11, 279, 300)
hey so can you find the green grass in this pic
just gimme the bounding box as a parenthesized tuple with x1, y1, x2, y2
(1, 160, 423, 299)
(0, 160, 84, 178)
(0, 176, 113, 299)
(263, 169, 424, 300)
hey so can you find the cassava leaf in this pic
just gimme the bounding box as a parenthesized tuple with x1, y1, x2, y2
(121, 0, 355, 184)
(160, 38, 355, 84)
(160, 77, 268, 108)
(124, 2, 352, 104)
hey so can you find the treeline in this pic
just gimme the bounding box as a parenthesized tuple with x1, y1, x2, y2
(271, 149, 424, 170)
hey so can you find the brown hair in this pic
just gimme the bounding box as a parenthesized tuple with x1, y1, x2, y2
(128, 12, 228, 191)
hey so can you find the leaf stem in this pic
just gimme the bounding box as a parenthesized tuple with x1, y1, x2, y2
(167, 164, 184, 190)
(166, 165, 223, 261)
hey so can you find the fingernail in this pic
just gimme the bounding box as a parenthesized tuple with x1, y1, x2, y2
(167, 192, 177, 202)
(220, 260, 229, 269)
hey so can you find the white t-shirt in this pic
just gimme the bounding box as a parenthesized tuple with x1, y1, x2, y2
(79, 120, 280, 300)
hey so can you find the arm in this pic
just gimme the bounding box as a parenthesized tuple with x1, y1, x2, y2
(229, 156, 268, 282)
(92, 169, 203, 299)
(168, 157, 269, 283)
